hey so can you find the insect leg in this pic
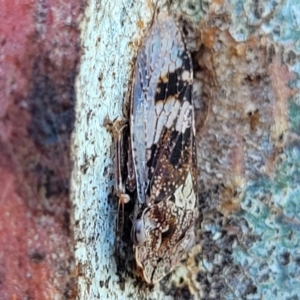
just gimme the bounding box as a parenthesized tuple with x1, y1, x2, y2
(113, 121, 131, 235)
(125, 133, 136, 193)
(104, 116, 131, 235)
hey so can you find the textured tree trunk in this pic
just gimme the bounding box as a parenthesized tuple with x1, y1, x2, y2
(1, 0, 299, 299)
(73, 0, 300, 299)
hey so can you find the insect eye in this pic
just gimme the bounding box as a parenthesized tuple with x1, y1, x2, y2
(131, 219, 146, 246)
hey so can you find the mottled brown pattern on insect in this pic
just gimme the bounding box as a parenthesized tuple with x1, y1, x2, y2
(149, 126, 195, 205)
(116, 12, 198, 284)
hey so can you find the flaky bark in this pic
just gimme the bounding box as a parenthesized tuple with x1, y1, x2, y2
(73, 0, 300, 299)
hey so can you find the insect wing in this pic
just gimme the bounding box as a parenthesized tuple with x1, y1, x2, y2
(131, 14, 197, 284)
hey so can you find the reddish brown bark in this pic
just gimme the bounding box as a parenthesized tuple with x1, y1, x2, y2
(0, 0, 84, 298)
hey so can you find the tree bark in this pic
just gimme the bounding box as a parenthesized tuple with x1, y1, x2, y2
(73, 0, 300, 298)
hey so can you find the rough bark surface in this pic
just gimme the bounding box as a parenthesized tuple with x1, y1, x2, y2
(1, 0, 299, 299)
(73, 0, 300, 299)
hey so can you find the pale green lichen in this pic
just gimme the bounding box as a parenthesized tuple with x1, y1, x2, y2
(233, 98, 300, 298)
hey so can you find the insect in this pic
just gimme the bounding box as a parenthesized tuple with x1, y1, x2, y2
(116, 12, 198, 284)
